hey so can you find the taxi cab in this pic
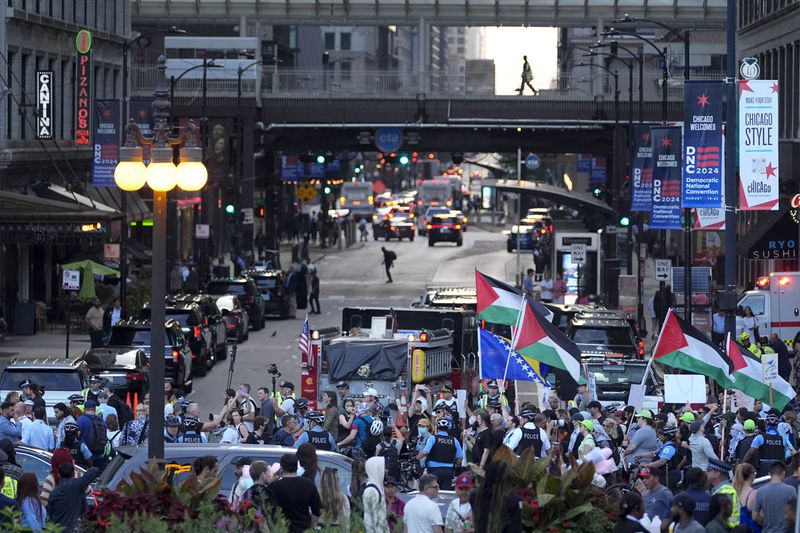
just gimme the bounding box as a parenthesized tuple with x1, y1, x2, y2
(427, 213, 463, 247)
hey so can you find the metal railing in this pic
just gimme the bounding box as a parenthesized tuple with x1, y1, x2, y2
(130, 65, 727, 102)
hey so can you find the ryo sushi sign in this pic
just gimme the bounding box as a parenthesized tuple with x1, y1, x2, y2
(75, 30, 92, 146)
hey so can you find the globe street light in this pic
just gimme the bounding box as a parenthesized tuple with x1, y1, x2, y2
(113, 55, 208, 461)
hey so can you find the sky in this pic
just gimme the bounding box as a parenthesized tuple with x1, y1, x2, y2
(483, 27, 558, 95)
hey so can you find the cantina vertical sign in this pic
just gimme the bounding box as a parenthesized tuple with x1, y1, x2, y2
(35, 71, 53, 140)
(650, 126, 683, 229)
(75, 30, 93, 146)
(682, 81, 723, 207)
(739, 80, 780, 210)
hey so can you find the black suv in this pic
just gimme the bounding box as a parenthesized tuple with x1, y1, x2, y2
(168, 294, 229, 360)
(567, 317, 641, 360)
(242, 268, 290, 319)
(427, 213, 463, 247)
(107, 319, 193, 392)
(140, 303, 216, 376)
(205, 278, 265, 331)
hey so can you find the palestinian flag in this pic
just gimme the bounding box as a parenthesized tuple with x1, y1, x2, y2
(725, 333, 796, 411)
(653, 309, 736, 388)
(513, 296, 582, 383)
(475, 270, 554, 326)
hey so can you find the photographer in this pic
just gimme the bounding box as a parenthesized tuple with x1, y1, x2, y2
(408, 385, 432, 444)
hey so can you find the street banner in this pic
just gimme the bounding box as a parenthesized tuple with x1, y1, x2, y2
(739, 80, 780, 210)
(129, 99, 153, 164)
(207, 118, 233, 183)
(693, 125, 726, 230)
(91, 99, 120, 187)
(649, 126, 683, 229)
(631, 124, 653, 212)
(683, 81, 723, 207)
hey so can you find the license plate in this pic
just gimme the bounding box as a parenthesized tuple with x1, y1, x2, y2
(441, 228, 450, 233)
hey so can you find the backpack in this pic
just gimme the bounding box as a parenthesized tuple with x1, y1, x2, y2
(104, 431, 121, 459)
(86, 415, 109, 456)
(388, 251, 397, 262)
(378, 440, 401, 480)
(357, 416, 381, 457)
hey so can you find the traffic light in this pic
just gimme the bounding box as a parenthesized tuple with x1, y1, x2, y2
(398, 154, 410, 165)
(411, 152, 419, 163)
(316, 154, 326, 164)
(323, 186, 332, 195)
(592, 187, 603, 198)
(619, 215, 630, 227)
(225, 204, 236, 223)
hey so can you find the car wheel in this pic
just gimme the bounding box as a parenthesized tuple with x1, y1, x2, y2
(457, 239, 463, 247)
(428, 240, 434, 247)
(244, 327, 250, 341)
(207, 351, 215, 371)
(193, 352, 208, 376)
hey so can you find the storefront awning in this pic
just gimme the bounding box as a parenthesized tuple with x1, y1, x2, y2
(736, 210, 799, 260)
(84, 186, 152, 222)
(0, 190, 121, 222)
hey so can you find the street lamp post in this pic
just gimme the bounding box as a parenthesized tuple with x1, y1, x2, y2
(237, 60, 261, 257)
(114, 55, 208, 461)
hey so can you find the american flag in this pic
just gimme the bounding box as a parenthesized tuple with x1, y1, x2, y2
(298, 315, 311, 365)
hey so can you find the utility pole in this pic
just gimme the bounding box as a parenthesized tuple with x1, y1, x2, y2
(723, 0, 737, 335)
(516, 147, 522, 286)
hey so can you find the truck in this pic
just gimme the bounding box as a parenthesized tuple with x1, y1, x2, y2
(415, 180, 453, 214)
(338, 182, 373, 219)
(300, 307, 477, 409)
(736, 271, 800, 346)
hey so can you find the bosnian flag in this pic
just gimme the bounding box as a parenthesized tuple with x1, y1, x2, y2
(512, 296, 582, 383)
(475, 270, 554, 326)
(725, 333, 796, 411)
(653, 309, 736, 388)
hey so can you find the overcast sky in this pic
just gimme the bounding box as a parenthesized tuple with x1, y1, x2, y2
(484, 27, 558, 95)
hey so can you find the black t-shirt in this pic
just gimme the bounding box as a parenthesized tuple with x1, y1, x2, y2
(270, 476, 322, 533)
(473, 428, 493, 464)
(408, 412, 431, 442)
(491, 429, 506, 454)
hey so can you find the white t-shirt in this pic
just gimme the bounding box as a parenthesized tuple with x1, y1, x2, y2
(539, 278, 554, 300)
(220, 426, 239, 444)
(404, 494, 444, 533)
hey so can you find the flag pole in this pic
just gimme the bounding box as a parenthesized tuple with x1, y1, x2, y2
(502, 297, 528, 387)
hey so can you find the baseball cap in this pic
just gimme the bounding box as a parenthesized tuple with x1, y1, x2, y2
(84, 400, 97, 409)
(336, 381, 349, 389)
(690, 420, 704, 433)
(365, 388, 378, 397)
(384, 476, 398, 487)
(455, 473, 474, 489)
(639, 467, 663, 479)
(22, 399, 34, 407)
(281, 382, 295, 390)
(579, 420, 594, 431)
(673, 493, 696, 515)
(679, 412, 696, 423)
(743, 419, 756, 431)
(636, 409, 653, 419)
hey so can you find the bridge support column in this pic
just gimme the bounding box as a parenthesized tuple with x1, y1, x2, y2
(416, 17, 429, 93)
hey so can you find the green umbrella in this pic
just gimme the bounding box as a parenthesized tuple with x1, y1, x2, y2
(61, 260, 120, 302)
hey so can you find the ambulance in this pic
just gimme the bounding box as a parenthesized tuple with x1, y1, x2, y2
(736, 272, 800, 347)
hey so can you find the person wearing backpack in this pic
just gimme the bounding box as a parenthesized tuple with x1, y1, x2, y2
(380, 247, 396, 283)
(76, 400, 108, 468)
(340, 405, 382, 457)
(377, 426, 402, 481)
(363, 456, 389, 533)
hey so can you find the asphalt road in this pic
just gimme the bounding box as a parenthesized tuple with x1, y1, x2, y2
(187, 227, 516, 412)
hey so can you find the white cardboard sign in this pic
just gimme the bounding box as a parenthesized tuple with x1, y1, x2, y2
(663, 374, 706, 404)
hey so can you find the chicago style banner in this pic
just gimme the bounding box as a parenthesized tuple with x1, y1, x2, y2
(739, 80, 780, 210)
(630, 124, 653, 212)
(650, 126, 683, 229)
(682, 81, 723, 208)
(91, 100, 120, 187)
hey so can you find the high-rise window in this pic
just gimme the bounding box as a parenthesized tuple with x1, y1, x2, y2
(340, 61, 352, 81)
(340, 33, 351, 51)
(324, 32, 336, 50)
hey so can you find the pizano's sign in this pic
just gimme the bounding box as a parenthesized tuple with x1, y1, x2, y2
(75, 53, 91, 145)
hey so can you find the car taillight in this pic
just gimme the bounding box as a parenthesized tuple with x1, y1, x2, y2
(638, 340, 645, 357)
(126, 372, 144, 381)
(193, 326, 202, 339)
(204, 318, 209, 325)
(455, 224, 462, 229)
(427, 224, 432, 229)
(228, 324, 237, 329)
(172, 350, 180, 362)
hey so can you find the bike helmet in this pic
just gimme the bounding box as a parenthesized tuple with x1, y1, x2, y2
(306, 410, 325, 423)
(520, 409, 537, 420)
(433, 399, 448, 412)
(659, 425, 678, 437)
(165, 415, 181, 427)
(64, 421, 79, 432)
(739, 331, 751, 342)
(436, 417, 453, 430)
(369, 418, 385, 436)
(295, 398, 310, 410)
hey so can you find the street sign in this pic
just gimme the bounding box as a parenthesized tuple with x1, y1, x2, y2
(740, 57, 760, 80)
(195, 224, 210, 239)
(762, 352, 779, 384)
(374, 127, 404, 153)
(62, 270, 80, 291)
(655, 259, 672, 282)
(296, 184, 317, 203)
(525, 153, 541, 170)
(103, 243, 120, 264)
(241, 208, 254, 225)
(570, 243, 586, 264)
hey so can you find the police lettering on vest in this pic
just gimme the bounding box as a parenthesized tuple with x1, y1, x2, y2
(309, 431, 332, 451)
(182, 431, 203, 444)
(761, 433, 784, 462)
(428, 434, 457, 463)
(517, 426, 543, 456)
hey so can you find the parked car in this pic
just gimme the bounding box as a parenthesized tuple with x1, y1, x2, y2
(140, 302, 216, 376)
(0, 357, 90, 421)
(242, 268, 291, 319)
(77, 348, 149, 406)
(169, 294, 229, 360)
(93, 444, 353, 503)
(205, 278, 266, 331)
(215, 295, 250, 342)
(106, 319, 193, 392)
(15, 443, 89, 489)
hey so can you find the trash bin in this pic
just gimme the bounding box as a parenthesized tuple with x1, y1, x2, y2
(13, 302, 36, 335)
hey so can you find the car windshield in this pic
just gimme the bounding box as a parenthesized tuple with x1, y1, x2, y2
(587, 363, 657, 393)
(108, 329, 152, 346)
(572, 327, 633, 346)
(206, 282, 246, 296)
(0, 369, 82, 391)
(141, 309, 194, 327)
(255, 279, 277, 290)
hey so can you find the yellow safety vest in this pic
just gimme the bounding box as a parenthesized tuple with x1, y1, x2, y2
(2, 477, 16, 499)
(479, 394, 509, 409)
(712, 481, 740, 527)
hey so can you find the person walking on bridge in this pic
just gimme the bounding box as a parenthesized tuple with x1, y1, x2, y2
(515, 55, 538, 95)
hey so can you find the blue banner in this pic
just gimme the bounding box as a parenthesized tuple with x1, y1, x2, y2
(650, 126, 683, 229)
(683, 80, 723, 207)
(91, 99, 120, 187)
(631, 124, 653, 212)
(590, 156, 607, 184)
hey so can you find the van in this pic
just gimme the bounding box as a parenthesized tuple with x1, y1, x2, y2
(0, 357, 90, 421)
(736, 272, 800, 347)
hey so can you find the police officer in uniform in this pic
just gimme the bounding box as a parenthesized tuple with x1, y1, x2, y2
(641, 425, 681, 491)
(180, 414, 208, 444)
(743, 411, 794, 476)
(514, 411, 550, 458)
(433, 398, 461, 439)
(478, 380, 509, 411)
(164, 415, 182, 443)
(708, 458, 740, 528)
(417, 417, 463, 490)
(68, 394, 84, 415)
(294, 410, 337, 452)
(82, 376, 103, 405)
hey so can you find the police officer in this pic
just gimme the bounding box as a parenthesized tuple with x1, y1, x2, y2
(708, 457, 740, 528)
(294, 410, 337, 452)
(164, 415, 182, 443)
(82, 376, 103, 404)
(68, 394, 85, 415)
(294, 398, 310, 429)
(478, 380, 509, 411)
(743, 410, 794, 476)
(181, 413, 208, 444)
(62, 421, 92, 468)
(514, 410, 550, 458)
(433, 399, 460, 439)
(739, 331, 762, 357)
(642, 425, 681, 491)
(417, 417, 463, 490)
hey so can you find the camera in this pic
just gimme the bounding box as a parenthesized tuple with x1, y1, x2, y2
(268, 364, 281, 377)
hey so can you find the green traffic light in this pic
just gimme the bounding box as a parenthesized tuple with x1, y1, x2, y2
(225, 204, 235, 214)
(323, 186, 332, 195)
(619, 216, 630, 227)
(316, 155, 326, 164)
(399, 155, 410, 165)
(354, 167, 361, 173)
(592, 187, 603, 197)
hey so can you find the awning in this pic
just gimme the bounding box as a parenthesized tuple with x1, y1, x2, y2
(736, 210, 798, 260)
(0, 190, 120, 222)
(31, 183, 118, 214)
(483, 178, 617, 218)
(84, 186, 151, 222)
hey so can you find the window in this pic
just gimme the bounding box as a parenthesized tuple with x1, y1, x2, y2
(741, 294, 766, 316)
(340, 61, 352, 81)
(0, 370, 82, 391)
(20, 54, 28, 140)
(5, 52, 11, 139)
(324, 32, 335, 50)
(340, 32, 351, 51)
